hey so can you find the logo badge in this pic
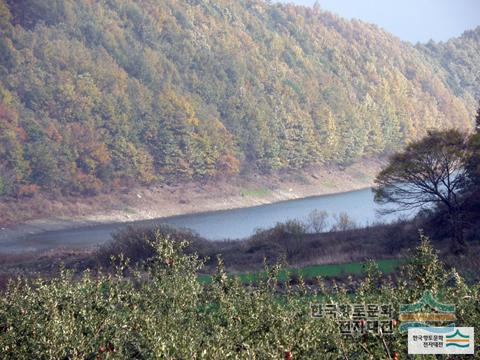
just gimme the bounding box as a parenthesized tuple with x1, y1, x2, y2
(408, 327, 474, 354)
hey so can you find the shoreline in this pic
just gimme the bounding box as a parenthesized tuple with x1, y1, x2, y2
(0, 158, 384, 250)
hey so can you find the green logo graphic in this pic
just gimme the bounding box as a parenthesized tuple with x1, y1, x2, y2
(399, 291, 456, 332)
(446, 329, 470, 348)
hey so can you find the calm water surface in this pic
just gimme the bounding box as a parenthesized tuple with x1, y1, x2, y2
(7, 188, 406, 252)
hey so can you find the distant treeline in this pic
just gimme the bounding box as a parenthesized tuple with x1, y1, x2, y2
(0, 0, 479, 197)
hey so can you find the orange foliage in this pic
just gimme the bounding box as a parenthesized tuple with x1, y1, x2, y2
(112, 178, 122, 191)
(45, 123, 62, 142)
(217, 154, 240, 175)
(75, 171, 103, 195)
(0, 103, 16, 126)
(90, 143, 111, 165)
(15, 127, 28, 142)
(16, 184, 39, 198)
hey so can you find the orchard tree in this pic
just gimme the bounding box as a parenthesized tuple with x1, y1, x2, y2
(373, 129, 469, 252)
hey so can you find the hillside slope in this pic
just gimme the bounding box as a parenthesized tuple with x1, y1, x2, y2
(0, 0, 477, 197)
(417, 27, 480, 105)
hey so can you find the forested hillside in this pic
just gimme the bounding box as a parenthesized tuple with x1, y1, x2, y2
(0, 0, 478, 197)
(417, 28, 480, 103)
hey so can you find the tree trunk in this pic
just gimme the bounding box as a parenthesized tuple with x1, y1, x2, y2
(449, 210, 466, 254)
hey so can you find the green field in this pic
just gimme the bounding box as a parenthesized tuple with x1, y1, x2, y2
(198, 258, 404, 284)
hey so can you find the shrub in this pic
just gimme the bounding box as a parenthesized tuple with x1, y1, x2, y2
(93, 224, 214, 269)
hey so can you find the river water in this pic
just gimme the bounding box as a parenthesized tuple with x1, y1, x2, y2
(2, 188, 407, 252)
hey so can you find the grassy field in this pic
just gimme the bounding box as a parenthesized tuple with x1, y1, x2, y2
(198, 258, 404, 284)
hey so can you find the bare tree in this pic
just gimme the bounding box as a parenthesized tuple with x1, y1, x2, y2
(306, 209, 329, 233)
(373, 129, 469, 252)
(331, 212, 357, 232)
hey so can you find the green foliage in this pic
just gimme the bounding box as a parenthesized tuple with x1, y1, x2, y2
(404, 233, 445, 295)
(0, 0, 477, 196)
(0, 233, 479, 358)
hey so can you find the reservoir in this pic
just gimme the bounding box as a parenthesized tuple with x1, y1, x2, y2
(2, 188, 406, 252)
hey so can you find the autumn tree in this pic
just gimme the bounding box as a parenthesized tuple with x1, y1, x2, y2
(0, 87, 30, 196)
(373, 129, 469, 253)
(466, 102, 480, 187)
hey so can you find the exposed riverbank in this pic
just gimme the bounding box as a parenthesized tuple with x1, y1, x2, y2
(0, 158, 384, 247)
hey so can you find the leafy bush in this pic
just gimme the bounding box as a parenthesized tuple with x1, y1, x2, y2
(0, 233, 478, 358)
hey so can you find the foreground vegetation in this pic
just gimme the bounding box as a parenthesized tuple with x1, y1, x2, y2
(0, 232, 478, 359)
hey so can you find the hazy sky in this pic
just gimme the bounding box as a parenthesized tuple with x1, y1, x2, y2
(277, 0, 480, 43)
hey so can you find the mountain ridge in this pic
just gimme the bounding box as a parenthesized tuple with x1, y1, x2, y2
(0, 0, 478, 198)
